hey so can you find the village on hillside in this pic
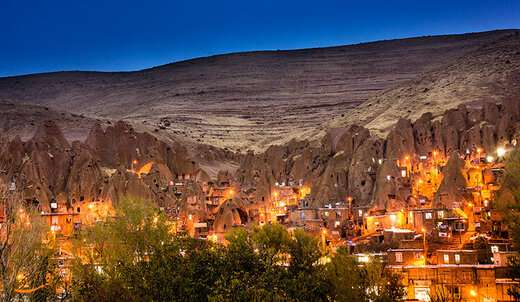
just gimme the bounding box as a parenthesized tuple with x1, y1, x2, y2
(20, 135, 518, 301)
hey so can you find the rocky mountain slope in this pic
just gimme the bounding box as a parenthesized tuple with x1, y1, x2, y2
(331, 30, 520, 136)
(1, 30, 518, 151)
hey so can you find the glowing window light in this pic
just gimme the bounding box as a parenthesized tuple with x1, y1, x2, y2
(357, 254, 370, 263)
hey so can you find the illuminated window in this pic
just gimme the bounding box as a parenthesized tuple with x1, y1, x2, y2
(425, 212, 432, 220)
(491, 246, 499, 253)
(358, 209, 363, 217)
(358, 255, 369, 263)
(443, 254, 449, 264)
(51, 215, 59, 225)
(437, 211, 444, 219)
(455, 254, 460, 264)
(395, 252, 403, 263)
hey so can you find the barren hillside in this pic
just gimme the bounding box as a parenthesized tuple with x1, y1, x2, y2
(0, 30, 518, 151)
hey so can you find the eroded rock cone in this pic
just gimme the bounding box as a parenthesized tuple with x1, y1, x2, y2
(434, 152, 468, 208)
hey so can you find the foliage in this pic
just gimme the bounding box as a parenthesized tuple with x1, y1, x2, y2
(497, 149, 520, 247)
(473, 236, 493, 264)
(497, 148, 520, 301)
(0, 188, 60, 302)
(71, 197, 405, 301)
(507, 256, 520, 301)
(325, 248, 404, 302)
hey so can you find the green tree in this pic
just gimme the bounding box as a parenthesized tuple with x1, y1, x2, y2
(72, 199, 404, 301)
(325, 248, 366, 301)
(325, 248, 404, 302)
(72, 197, 182, 301)
(496, 148, 520, 301)
(0, 188, 60, 302)
(496, 149, 520, 246)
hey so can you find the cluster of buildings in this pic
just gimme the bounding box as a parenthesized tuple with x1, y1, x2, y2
(175, 145, 519, 301)
(2, 142, 519, 301)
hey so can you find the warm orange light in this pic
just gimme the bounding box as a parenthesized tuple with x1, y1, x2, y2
(132, 159, 138, 164)
(404, 155, 410, 161)
(208, 234, 218, 243)
(421, 228, 426, 233)
(477, 147, 483, 154)
(469, 289, 477, 297)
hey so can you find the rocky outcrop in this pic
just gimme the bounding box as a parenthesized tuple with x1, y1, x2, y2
(0, 120, 202, 212)
(236, 100, 520, 208)
(2, 100, 520, 214)
(434, 153, 468, 208)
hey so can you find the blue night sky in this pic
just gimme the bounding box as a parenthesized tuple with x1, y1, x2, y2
(1, 0, 519, 77)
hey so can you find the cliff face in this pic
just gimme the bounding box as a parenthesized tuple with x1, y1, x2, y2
(236, 99, 520, 207)
(0, 120, 202, 212)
